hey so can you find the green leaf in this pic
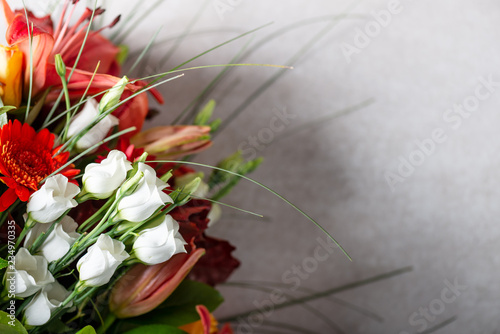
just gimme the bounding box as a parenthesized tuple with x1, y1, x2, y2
(208, 118, 221, 133)
(25, 88, 50, 125)
(0, 257, 8, 270)
(130, 280, 223, 327)
(208, 151, 244, 188)
(75, 325, 97, 334)
(0, 106, 16, 115)
(123, 325, 186, 334)
(211, 157, 264, 201)
(194, 99, 215, 126)
(0, 311, 28, 334)
(46, 318, 73, 333)
(116, 45, 129, 65)
(170, 177, 201, 205)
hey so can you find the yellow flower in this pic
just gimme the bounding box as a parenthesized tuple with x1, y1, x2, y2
(0, 44, 23, 107)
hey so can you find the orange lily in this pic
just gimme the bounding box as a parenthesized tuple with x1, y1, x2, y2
(180, 305, 234, 334)
(0, 0, 163, 135)
(1, 0, 121, 97)
(0, 44, 22, 106)
(109, 248, 205, 318)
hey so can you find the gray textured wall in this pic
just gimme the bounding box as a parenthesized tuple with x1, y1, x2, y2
(4, 0, 500, 333)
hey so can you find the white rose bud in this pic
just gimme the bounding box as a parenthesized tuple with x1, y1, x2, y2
(67, 98, 119, 151)
(77, 235, 129, 287)
(133, 215, 186, 265)
(10, 248, 54, 298)
(24, 216, 80, 263)
(116, 163, 173, 223)
(23, 281, 72, 326)
(99, 76, 128, 114)
(27, 174, 80, 223)
(83, 150, 132, 199)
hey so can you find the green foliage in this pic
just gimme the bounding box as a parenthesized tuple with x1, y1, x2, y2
(0, 257, 8, 270)
(208, 118, 221, 133)
(0, 311, 28, 334)
(194, 99, 216, 126)
(75, 325, 97, 334)
(0, 106, 16, 115)
(170, 177, 201, 206)
(208, 151, 244, 188)
(123, 325, 186, 334)
(193, 99, 221, 133)
(209, 151, 264, 201)
(127, 280, 223, 327)
(116, 45, 129, 65)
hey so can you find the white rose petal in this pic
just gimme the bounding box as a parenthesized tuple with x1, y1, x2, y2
(67, 98, 119, 151)
(27, 175, 80, 223)
(77, 235, 129, 287)
(10, 248, 54, 298)
(25, 216, 80, 263)
(117, 163, 173, 222)
(133, 215, 186, 265)
(83, 150, 132, 199)
(24, 281, 71, 326)
(66, 99, 98, 137)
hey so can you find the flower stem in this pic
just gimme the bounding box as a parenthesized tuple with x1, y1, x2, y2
(77, 197, 114, 233)
(14, 217, 35, 249)
(97, 313, 116, 334)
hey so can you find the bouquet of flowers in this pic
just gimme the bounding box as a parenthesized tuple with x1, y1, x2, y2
(0, 0, 284, 332)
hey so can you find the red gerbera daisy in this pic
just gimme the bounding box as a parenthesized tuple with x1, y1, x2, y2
(0, 120, 79, 211)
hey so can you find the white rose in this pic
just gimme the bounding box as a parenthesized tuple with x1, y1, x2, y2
(24, 216, 80, 263)
(23, 281, 72, 326)
(83, 150, 132, 199)
(133, 215, 186, 265)
(77, 235, 129, 287)
(10, 248, 54, 298)
(67, 98, 119, 151)
(27, 174, 80, 223)
(116, 163, 173, 223)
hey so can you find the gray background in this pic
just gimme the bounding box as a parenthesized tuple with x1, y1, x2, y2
(3, 0, 500, 333)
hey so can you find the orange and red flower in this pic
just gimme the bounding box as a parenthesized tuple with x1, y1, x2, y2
(0, 0, 163, 136)
(180, 305, 234, 334)
(0, 120, 78, 211)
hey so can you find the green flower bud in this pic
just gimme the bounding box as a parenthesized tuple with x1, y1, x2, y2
(99, 76, 128, 114)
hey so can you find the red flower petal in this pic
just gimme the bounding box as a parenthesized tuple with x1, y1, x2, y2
(189, 235, 240, 287)
(0, 120, 76, 211)
(0, 188, 17, 212)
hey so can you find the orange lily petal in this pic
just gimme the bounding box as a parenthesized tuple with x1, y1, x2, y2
(6, 13, 54, 96)
(0, 0, 14, 25)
